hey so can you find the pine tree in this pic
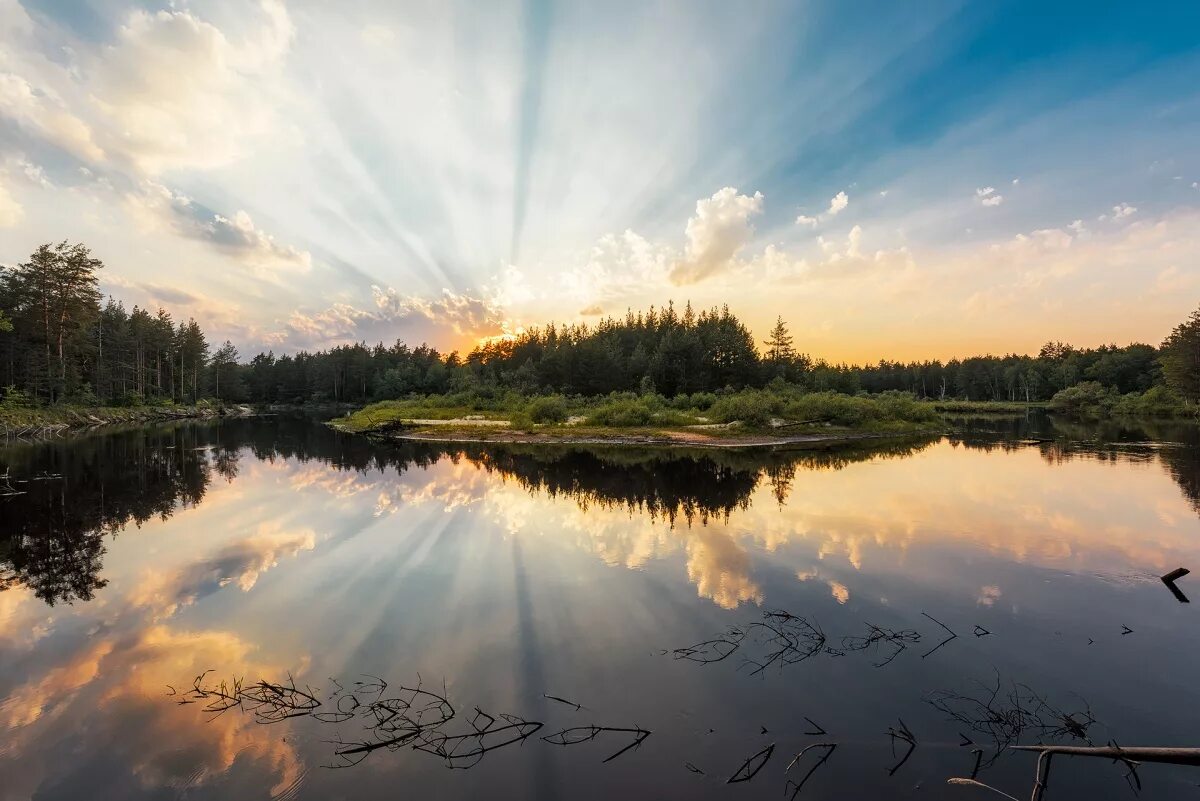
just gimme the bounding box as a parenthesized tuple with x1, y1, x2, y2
(764, 316, 796, 363)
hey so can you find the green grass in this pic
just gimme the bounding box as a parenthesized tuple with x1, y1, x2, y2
(929, 399, 1047, 414)
(338, 388, 946, 438)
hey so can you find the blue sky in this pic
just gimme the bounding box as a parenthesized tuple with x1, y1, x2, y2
(1, 0, 1198, 359)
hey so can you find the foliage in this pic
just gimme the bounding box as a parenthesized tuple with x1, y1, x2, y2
(1050, 382, 1195, 419)
(526, 394, 569, 423)
(1160, 304, 1200, 402)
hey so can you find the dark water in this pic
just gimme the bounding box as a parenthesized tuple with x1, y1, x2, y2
(2, 414, 1199, 800)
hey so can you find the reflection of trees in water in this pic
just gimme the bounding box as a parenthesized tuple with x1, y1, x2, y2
(951, 412, 1200, 518)
(0, 425, 231, 605)
(0, 418, 936, 607)
(432, 439, 936, 526)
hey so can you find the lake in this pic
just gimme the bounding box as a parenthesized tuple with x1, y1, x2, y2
(2, 415, 1199, 800)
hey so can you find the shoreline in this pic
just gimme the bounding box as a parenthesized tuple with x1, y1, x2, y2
(0, 404, 257, 439)
(337, 423, 941, 451)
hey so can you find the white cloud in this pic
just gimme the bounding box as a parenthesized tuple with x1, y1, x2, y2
(126, 181, 311, 271)
(276, 286, 505, 350)
(1110, 202, 1137, 220)
(669, 187, 763, 285)
(0, 73, 105, 163)
(796, 189, 849, 226)
(85, 2, 293, 173)
(976, 186, 1003, 206)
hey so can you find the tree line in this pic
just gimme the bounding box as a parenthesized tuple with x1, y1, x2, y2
(2, 240, 1199, 407)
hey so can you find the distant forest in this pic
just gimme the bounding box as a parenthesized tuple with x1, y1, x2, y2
(3, 240, 1199, 407)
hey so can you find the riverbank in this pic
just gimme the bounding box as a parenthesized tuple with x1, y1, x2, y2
(330, 390, 952, 450)
(0, 403, 257, 437)
(336, 421, 939, 450)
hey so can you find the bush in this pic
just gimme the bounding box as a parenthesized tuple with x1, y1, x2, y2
(508, 411, 535, 431)
(1048, 382, 1116, 417)
(0, 385, 31, 409)
(1112, 385, 1190, 418)
(527, 395, 568, 423)
(587, 397, 656, 427)
(709, 390, 781, 426)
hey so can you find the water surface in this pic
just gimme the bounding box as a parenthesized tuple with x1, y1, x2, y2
(2, 415, 1199, 800)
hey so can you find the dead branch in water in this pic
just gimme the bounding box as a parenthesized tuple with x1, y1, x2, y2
(541, 725, 651, 762)
(784, 743, 837, 798)
(727, 742, 775, 783)
(842, 623, 921, 667)
(926, 671, 1099, 769)
(921, 612, 958, 659)
(741, 611, 827, 675)
(886, 719, 918, 776)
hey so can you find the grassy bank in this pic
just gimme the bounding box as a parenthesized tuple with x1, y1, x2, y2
(334, 388, 948, 447)
(0, 401, 250, 435)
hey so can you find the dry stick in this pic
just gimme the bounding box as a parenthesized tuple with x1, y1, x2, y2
(1161, 567, 1191, 603)
(727, 742, 775, 783)
(921, 612, 959, 659)
(945, 777, 1020, 800)
(540, 726, 651, 762)
(542, 693, 586, 712)
(886, 719, 918, 776)
(803, 716, 827, 736)
(784, 743, 837, 799)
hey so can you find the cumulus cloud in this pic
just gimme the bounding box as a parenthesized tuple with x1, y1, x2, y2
(1105, 202, 1137, 220)
(669, 187, 764, 285)
(276, 286, 506, 350)
(561, 229, 672, 302)
(126, 181, 311, 271)
(579, 304, 604, 316)
(0, 73, 106, 163)
(87, 2, 294, 173)
(976, 186, 1003, 206)
(796, 189, 849, 226)
(0, 0, 292, 175)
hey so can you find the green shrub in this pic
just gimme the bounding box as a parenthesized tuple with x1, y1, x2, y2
(587, 397, 655, 427)
(1048, 382, 1116, 417)
(0, 385, 31, 409)
(709, 390, 782, 426)
(526, 394, 568, 423)
(508, 411, 535, 431)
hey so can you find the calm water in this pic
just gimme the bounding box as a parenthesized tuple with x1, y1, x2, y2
(2, 415, 1199, 800)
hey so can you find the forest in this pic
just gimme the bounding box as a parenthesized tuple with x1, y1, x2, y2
(3, 241, 1199, 412)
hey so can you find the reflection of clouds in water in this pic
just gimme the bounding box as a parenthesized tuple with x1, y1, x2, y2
(828, 580, 850, 604)
(0, 625, 303, 799)
(684, 529, 763, 609)
(0, 586, 54, 650)
(795, 568, 850, 605)
(128, 524, 316, 620)
(977, 585, 1002, 606)
(478, 443, 1200, 608)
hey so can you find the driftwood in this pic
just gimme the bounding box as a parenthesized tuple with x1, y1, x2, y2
(948, 744, 1200, 800)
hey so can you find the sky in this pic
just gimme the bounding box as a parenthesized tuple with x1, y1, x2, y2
(1, 0, 1198, 363)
